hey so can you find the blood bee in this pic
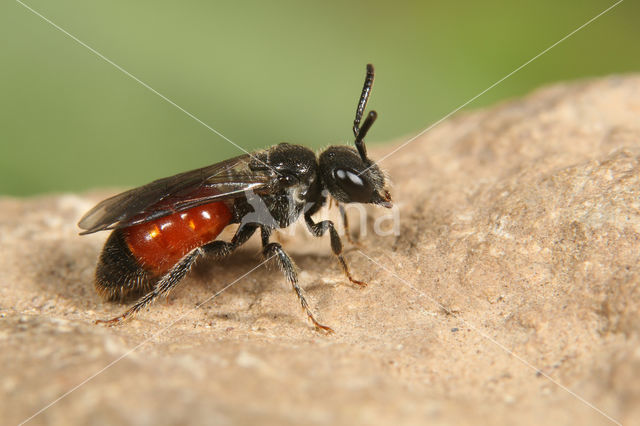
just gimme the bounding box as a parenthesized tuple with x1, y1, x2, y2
(79, 64, 392, 332)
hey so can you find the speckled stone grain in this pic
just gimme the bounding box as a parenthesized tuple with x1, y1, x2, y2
(1, 76, 639, 425)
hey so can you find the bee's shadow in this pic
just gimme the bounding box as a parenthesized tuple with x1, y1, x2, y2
(31, 238, 99, 307)
(188, 245, 331, 287)
(31, 235, 336, 314)
(31, 240, 262, 304)
(189, 246, 266, 294)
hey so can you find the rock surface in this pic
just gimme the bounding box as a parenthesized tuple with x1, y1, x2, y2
(2, 76, 640, 425)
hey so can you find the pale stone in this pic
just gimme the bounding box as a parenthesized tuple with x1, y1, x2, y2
(2, 76, 639, 425)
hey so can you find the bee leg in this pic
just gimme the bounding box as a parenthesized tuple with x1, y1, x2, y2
(304, 213, 367, 288)
(96, 225, 259, 325)
(96, 248, 202, 325)
(260, 227, 333, 334)
(338, 204, 360, 246)
(201, 224, 257, 258)
(96, 225, 258, 326)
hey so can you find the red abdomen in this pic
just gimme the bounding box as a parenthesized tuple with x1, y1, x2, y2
(123, 202, 232, 276)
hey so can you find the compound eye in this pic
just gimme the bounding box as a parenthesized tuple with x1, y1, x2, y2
(333, 168, 373, 203)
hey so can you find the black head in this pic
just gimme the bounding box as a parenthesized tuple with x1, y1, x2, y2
(319, 144, 391, 207)
(318, 64, 391, 208)
(319, 64, 391, 207)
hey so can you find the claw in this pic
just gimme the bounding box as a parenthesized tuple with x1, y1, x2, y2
(95, 311, 130, 326)
(348, 276, 368, 288)
(95, 317, 121, 326)
(312, 320, 334, 334)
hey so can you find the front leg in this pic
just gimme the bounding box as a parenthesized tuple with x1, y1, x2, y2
(261, 227, 333, 333)
(338, 204, 360, 246)
(304, 211, 366, 287)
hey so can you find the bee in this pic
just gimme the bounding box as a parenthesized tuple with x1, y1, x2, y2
(79, 64, 391, 332)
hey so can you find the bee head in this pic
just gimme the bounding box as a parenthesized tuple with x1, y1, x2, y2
(318, 144, 391, 208)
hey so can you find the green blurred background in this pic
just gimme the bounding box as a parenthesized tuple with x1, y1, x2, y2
(2, 0, 639, 196)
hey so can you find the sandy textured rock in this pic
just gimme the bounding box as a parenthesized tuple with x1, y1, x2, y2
(2, 76, 640, 425)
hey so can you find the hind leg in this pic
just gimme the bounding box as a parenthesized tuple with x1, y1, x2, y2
(96, 248, 202, 325)
(96, 225, 257, 325)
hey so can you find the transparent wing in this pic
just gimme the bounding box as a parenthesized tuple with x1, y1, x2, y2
(78, 154, 274, 234)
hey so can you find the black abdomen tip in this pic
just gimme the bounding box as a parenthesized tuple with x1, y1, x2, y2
(95, 229, 154, 302)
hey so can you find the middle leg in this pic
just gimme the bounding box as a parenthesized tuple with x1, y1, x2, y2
(261, 227, 333, 333)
